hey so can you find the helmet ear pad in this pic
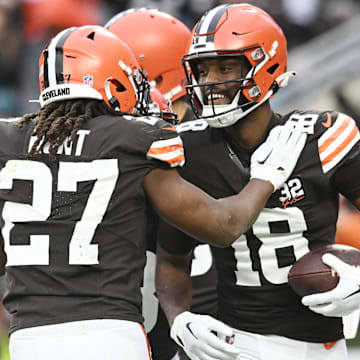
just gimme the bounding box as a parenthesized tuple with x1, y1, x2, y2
(240, 47, 284, 104)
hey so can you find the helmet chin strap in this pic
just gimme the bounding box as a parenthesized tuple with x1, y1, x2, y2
(205, 71, 296, 128)
(104, 77, 120, 111)
(202, 91, 241, 119)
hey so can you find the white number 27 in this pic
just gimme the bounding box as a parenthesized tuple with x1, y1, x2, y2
(0, 159, 118, 266)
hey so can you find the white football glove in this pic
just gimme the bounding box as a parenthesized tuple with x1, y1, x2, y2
(302, 253, 360, 317)
(170, 311, 240, 360)
(250, 120, 307, 191)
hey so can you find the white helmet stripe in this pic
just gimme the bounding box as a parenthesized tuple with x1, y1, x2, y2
(46, 27, 76, 87)
(194, 5, 232, 46)
(195, 8, 219, 46)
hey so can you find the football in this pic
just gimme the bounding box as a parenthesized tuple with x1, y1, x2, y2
(288, 244, 360, 297)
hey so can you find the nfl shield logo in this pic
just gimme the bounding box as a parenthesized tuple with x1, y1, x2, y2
(225, 334, 235, 344)
(83, 75, 93, 87)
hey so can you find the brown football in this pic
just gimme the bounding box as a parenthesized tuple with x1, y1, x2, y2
(288, 244, 360, 297)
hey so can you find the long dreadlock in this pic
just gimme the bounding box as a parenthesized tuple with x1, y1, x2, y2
(17, 99, 119, 161)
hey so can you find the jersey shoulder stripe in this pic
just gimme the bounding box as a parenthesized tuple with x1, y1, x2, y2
(318, 113, 360, 173)
(146, 136, 185, 167)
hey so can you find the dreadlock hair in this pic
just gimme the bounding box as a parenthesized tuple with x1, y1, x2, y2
(17, 99, 120, 161)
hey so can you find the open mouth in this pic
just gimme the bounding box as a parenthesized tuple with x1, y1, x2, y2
(207, 93, 228, 105)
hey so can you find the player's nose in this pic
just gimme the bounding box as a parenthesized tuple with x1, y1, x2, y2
(204, 68, 221, 83)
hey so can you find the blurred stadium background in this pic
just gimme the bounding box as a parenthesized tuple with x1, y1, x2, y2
(0, 0, 359, 358)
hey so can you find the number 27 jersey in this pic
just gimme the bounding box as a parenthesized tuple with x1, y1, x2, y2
(0, 114, 184, 334)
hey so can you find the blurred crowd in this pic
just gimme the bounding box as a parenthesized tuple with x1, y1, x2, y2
(0, 0, 359, 358)
(0, 0, 359, 117)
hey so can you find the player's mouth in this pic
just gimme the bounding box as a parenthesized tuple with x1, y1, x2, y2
(207, 93, 228, 105)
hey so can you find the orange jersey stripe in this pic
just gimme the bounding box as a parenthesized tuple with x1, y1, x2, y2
(318, 116, 351, 155)
(321, 125, 359, 167)
(166, 154, 185, 166)
(147, 144, 183, 155)
(146, 136, 185, 167)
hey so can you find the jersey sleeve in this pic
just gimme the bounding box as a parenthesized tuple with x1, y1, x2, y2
(331, 155, 360, 201)
(118, 115, 185, 168)
(315, 112, 360, 201)
(146, 134, 185, 168)
(317, 112, 360, 174)
(141, 118, 185, 168)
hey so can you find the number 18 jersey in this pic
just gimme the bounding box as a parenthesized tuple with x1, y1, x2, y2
(158, 110, 360, 343)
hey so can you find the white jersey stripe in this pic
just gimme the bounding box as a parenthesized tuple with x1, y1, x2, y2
(322, 133, 360, 173)
(146, 135, 185, 167)
(147, 149, 184, 163)
(319, 120, 356, 162)
(318, 113, 349, 147)
(318, 113, 360, 173)
(148, 136, 183, 149)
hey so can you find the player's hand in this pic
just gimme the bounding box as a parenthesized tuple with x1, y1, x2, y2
(170, 311, 240, 360)
(302, 253, 360, 317)
(250, 120, 307, 191)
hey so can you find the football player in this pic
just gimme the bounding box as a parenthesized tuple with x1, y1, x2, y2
(155, 4, 360, 360)
(105, 9, 217, 360)
(0, 25, 306, 360)
(105, 8, 193, 123)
